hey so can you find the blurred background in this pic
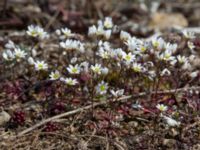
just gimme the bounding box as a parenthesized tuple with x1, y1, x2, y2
(0, 0, 200, 37)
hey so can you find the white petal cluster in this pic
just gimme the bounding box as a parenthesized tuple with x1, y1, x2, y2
(156, 104, 168, 112)
(2, 50, 15, 61)
(49, 70, 60, 80)
(91, 64, 102, 75)
(67, 64, 81, 74)
(120, 31, 131, 41)
(162, 115, 180, 127)
(34, 60, 48, 71)
(60, 39, 84, 53)
(95, 81, 109, 95)
(182, 30, 195, 39)
(151, 37, 166, 50)
(132, 63, 145, 73)
(60, 77, 78, 86)
(110, 89, 124, 98)
(56, 27, 74, 39)
(3, 47, 27, 62)
(88, 17, 113, 39)
(27, 25, 48, 39)
(122, 52, 135, 64)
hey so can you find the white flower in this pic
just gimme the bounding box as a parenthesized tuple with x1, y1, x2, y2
(70, 57, 78, 64)
(88, 25, 97, 36)
(34, 60, 48, 71)
(49, 70, 60, 80)
(162, 115, 180, 127)
(177, 55, 188, 64)
(95, 81, 109, 95)
(156, 104, 168, 112)
(5, 40, 16, 49)
(158, 50, 175, 62)
(151, 37, 166, 50)
(137, 42, 148, 53)
(190, 71, 199, 78)
(96, 25, 105, 36)
(187, 41, 195, 51)
(97, 47, 109, 59)
(28, 57, 35, 65)
(61, 77, 78, 86)
(67, 64, 81, 74)
(101, 67, 109, 75)
(104, 17, 113, 29)
(125, 37, 140, 52)
(91, 64, 102, 74)
(60, 39, 84, 53)
(148, 70, 156, 80)
(80, 61, 89, 72)
(110, 89, 124, 98)
(61, 28, 73, 37)
(27, 25, 48, 39)
(182, 30, 195, 39)
(103, 30, 111, 39)
(120, 31, 131, 41)
(55, 29, 61, 35)
(132, 63, 144, 73)
(181, 62, 191, 70)
(160, 68, 171, 76)
(2, 50, 15, 61)
(14, 48, 27, 59)
(122, 52, 135, 63)
(165, 43, 177, 53)
(98, 41, 110, 50)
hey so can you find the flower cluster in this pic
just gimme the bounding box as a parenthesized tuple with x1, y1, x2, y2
(1, 17, 199, 129)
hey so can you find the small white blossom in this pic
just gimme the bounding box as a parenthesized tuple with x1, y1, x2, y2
(120, 31, 131, 41)
(162, 115, 180, 127)
(132, 63, 144, 73)
(182, 30, 195, 39)
(2, 50, 15, 61)
(91, 64, 102, 75)
(190, 71, 199, 78)
(88, 25, 97, 36)
(104, 17, 113, 29)
(122, 52, 135, 64)
(5, 40, 16, 49)
(101, 67, 109, 75)
(151, 37, 166, 50)
(27, 25, 48, 39)
(80, 61, 89, 72)
(61, 28, 73, 37)
(158, 50, 175, 62)
(103, 30, 112, 39)
(160, 68, 171, 76)
(61, 77, 78, 86)
(14, 48, 27, 59)
(125, 37, 140, 52)
(110, 89, 124, 98)
(34, 60, 48, 71)
(60, 39, 84, 53)
(70, 57, 78, 64)
(49, 70, 60, 80)
(181, 62, 191, 70)
(28, 57, 35, 65)
(95, 81, 109, 95)
(177, 55, 188, 64)
(187, 41, 195, 52)
(156, 104, 168, 112)
(165, 43, 177, 53)
(97, 47, 110, 59)
(67, 64, 81, 74)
